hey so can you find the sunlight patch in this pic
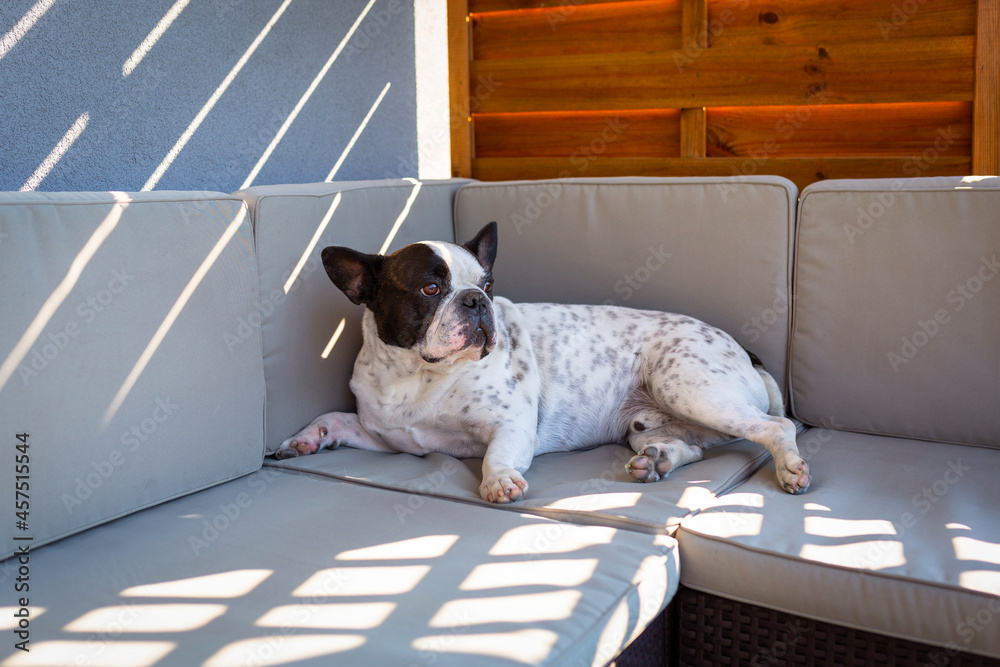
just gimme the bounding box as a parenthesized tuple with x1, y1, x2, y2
(958, 570, 1000, 594)
(412, 629, 558, 665)
(336, 534, 458, 561)
(547, 492, 641, 512)
(800, 540, 905, 570)
(294, 566, 430, 597)
(0, 193, 128, 393)
(102, 207, 247, 425)
(122, 0, 190, 76)
(121, 569, 271, 599)
(489, 524, 616, 556)
(430, 590, 581, 627)
(64, 604, 226, 633)
(0, 608, 45, 631)
(461, 559, 598, 591)
(204, 635, 365, 667)
(2, 641, 174, 667)
(954, 536, 1000, 565)
(0, 0, 58, 64)
(804, 516, 897, 539)
(256, 602, 395, 630)
(325, 81, 392, 182)
(285, 193, 341, 294)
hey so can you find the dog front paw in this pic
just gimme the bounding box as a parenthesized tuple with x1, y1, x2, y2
(274, 417, 341, 460)
(480, 469, 528, 504)
(776, 455, 811, 494)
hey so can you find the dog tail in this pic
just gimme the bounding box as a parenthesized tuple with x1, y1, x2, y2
(743, 347, 785, 417)
(758, 368, 785, 417)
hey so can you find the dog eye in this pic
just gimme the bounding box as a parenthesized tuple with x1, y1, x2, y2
(420, 283, 440, 297)
(483, 280, 493, 293)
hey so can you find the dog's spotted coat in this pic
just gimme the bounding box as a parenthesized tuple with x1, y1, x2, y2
(276, 223, 811, 502)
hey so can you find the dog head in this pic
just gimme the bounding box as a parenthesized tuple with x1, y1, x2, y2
(322, 222, 499, 364)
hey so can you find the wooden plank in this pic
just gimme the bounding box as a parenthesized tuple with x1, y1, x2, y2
(472, 156, 971, 190)
(470, 0, 641, 13)
(680, 108, 707, 157)
(681, 0, 707, 47)
(473, 0, 680, 60)
(707, 102, 972, 158)
(471, 36, 975, 112)
(708, 0, 975, 48)
(973, 0, 1000, 174)
(474, 104, 974, 161)
(474, 110, 681, 158)
(449, 0, 474, 178)
(679, 0, 707, 157)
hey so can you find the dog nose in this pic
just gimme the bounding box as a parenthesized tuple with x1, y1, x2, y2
(460, 289, 486, 314)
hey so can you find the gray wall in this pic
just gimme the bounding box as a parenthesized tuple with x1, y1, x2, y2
(0, 0, 421, 192)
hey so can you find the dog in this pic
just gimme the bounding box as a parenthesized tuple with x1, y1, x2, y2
(275, 222, 811, 503)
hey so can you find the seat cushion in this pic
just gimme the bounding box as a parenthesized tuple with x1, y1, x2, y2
(0, 191, 264, 560)
(233, 179, 469, 453)
(269, 437, 778, 535)
(791, 176, 1000, 446)
(677, 429, 1000, 659)
(454, 176, 798, 393)
(0, 468, 677, 667)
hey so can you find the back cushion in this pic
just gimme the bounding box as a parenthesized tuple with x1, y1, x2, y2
(454, 177, 798, 393)
(791, 177, 1000, 446)
(0, 191, 264, 559)
(235, 180, 468, 452)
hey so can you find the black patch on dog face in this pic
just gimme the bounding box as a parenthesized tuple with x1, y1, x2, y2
(372, 244, 452, 349)
(323, 242, 451, 350)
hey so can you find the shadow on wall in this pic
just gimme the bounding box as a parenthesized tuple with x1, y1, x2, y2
(0, 0, 418, 193)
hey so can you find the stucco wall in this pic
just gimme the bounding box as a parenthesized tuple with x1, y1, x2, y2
(1, 0, 432, 192)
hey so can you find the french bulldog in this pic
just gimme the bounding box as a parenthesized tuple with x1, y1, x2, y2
(275, 222, 811, 503)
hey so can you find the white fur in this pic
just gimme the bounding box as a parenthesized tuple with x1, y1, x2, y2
(276, 242, 811, 502)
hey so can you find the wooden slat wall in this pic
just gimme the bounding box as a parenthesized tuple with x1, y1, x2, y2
(974, 0, 1000, 174)
(450, 0, 998, 187)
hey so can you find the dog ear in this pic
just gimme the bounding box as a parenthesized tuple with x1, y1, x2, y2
(463, 221, 498, 273)
(322, 246, 384, 306)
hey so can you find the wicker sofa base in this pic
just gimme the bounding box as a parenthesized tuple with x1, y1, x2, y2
(612, 586, 1000, 667)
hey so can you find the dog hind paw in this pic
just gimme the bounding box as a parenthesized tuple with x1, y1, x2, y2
(776, 456, 811, 494)
(626, 448, 672, 483)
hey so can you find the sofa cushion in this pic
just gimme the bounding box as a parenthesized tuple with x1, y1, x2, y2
(453, 177, 798, 393)
(0, 191, 264, 560)
(677, 429, 1000, 659)
(269, 438, 775, 535)
(233, 179, 469, 453)
(791, 177, 1000, 446)
(0, 468, 677, 667)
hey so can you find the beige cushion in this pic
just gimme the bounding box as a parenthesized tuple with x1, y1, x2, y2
(791, 177, 1000, 446)
(233, 179, 469, 453)
(454, 177, 798, 392)
(678, 429, 1000, 659)
(270, 439, 775, 535)
(0, 191, 264, 560)
(4, 468, 677, 667)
